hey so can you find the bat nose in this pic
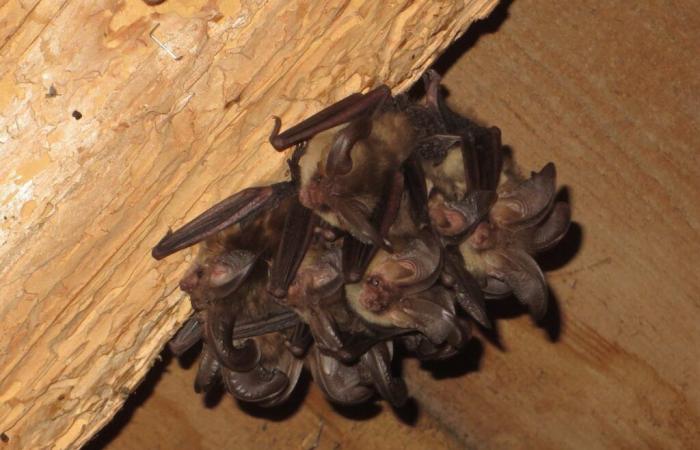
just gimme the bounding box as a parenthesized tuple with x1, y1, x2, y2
(179, 273, 199, 293)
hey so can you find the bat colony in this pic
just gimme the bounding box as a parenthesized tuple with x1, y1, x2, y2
(152, 70, 571, 407)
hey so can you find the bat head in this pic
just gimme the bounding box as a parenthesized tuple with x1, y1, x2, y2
(297, 112, 414, 248)
(179, 249, 257, 309)
(347, 235, 442, 328)
(297, 125, 387, 247)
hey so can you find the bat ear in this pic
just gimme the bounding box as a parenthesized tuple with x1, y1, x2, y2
(443, 249, 491, 328)
(221, 365, 289, 404)
(329, 197, 388, 249)
(429, 189, 496, 237)
(209, 250, 258, 297)
(530, 201, 571, 252)
(422, 69, 442, 112)
(491, 162, 556, 229)
(394, 289, 464, 347)
(326, 116, 373, 177)
(359, 342, 408, 407)
(484, 248, 549, 320)
(209, 261, 237, 287)
(391, 237, 442, 294)
(169, 317, 203, 356)
(205, 301, 261, 372)
(307, 346, 375, 405)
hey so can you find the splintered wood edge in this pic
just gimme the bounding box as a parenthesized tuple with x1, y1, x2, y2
(0, 0, 499, 448)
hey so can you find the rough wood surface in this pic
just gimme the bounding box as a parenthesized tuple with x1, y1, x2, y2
(90, 0, 700, 449)
(0, 0, 499, 448)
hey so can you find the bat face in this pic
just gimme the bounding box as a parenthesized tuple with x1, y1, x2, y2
(346, 233, 442, 328)
(179, 248, 257, 310)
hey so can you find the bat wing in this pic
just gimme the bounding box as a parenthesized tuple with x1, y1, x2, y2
(267, 197, 318, 299)
(444, 248, 491, 328)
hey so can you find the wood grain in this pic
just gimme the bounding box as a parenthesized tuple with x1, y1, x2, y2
(0, 0, 498, 448)
(90, 0, 700, 449)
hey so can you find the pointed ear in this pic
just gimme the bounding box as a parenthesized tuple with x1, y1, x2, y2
(484, 248, 549, 320)
(394, 290, 463, 347)
(483, 276, 512, 299)
(443, 249, 490, 328)
(531, 201, 571, 252)
(208, 250, 258, 299)
(307, 347, 374, 405)
(359, 342, 407, 407)
(326, 116, 373, 176)
(391, 237, 442, 294)
(194, 345, 221, 393)
(330, 197, 388, 249)
(221, 365, 289, 403)
(478, 126, 503, 191)
(422, 69, 443, 112)
(491, 162, 556, 229)
(169, 316, 203, 356)
(204, 301, 261, 372)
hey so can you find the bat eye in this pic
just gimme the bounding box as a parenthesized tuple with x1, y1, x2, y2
(312, 174, 322, 183)
(319, 203, 330, 212)
(195, 268, 204, 278)
(368, 276, 381, 288)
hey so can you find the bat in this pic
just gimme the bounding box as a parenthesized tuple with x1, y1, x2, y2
(459, 163, 571, 320)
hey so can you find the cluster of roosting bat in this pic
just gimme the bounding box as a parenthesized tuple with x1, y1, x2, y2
(152, 71, 571, 408)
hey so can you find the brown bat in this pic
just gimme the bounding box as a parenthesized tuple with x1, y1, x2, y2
(214, 262, 304, 406)
(170, 261, 303, 406)
(398, 70, 502, 242)
(459, 163, 571, 320)
(163, 199, 305, 404)
(269, 86, 412, 249)
(284, 238, 409, 405)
